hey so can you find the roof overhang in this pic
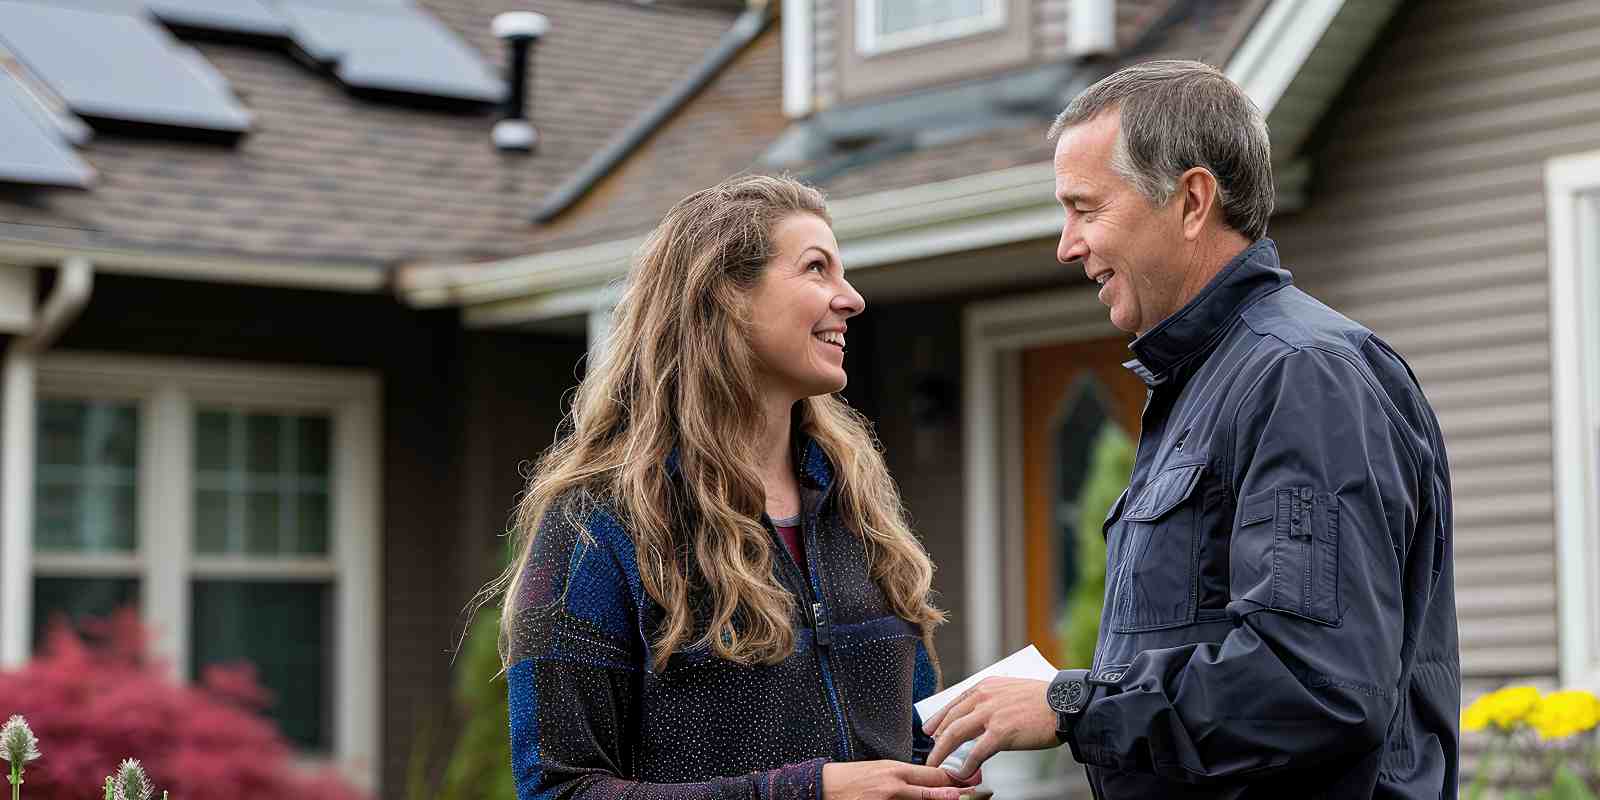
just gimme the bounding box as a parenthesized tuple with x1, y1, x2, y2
(397, 0, 1403, 327)
(0, 229, 388, 292)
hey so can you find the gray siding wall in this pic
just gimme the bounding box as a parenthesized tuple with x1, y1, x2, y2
(1271, 0, 1600, 683)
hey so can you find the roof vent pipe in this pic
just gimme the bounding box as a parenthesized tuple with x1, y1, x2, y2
(1067, 0, 1116, 59)
(492, 11, 550, 152)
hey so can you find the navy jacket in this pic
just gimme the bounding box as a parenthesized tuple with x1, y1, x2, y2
(505, 439, 939, 799)
(1069, 239, 1460, 798)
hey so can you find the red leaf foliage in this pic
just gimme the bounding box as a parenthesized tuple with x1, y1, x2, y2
(0, 611, 368, 800)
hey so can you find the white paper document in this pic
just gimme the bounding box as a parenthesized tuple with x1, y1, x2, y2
(914, 645, 1060, 787)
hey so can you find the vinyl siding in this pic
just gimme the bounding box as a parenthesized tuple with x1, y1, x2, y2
(1271, 0, 1600, 682)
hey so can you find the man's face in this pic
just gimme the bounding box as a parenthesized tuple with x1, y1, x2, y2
(1054, 110, 1188, 336)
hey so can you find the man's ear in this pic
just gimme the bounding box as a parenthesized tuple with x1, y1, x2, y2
(1177, 167, 1221, 242)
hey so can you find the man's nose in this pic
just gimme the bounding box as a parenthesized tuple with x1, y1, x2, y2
(1058, 224, 1087, 264)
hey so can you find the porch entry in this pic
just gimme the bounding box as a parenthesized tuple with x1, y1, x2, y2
(1019, 335, 1143, 665)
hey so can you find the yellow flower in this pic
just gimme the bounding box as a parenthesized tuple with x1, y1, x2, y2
(1462, 686, 1541, 732)
(1526, 690, 1600, 740)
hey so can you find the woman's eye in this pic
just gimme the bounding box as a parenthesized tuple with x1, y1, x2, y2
(808, 260, 826, 274)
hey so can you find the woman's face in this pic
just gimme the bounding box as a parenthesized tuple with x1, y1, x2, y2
(747, 213, 864, 402)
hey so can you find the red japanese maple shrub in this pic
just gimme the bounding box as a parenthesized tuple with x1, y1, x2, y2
(0, 610, 367, 800)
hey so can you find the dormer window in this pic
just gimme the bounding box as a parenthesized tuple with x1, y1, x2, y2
(856, 0, 1006, 55)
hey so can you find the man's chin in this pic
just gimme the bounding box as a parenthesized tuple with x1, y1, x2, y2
(1107, 309, 1140, 335)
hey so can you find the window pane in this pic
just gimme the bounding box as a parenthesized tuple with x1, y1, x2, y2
(35, 398, 138, 552)
(196, 410, 232, 471)
(246, 490, 281, 555)
(297, 416, 330, 477)
(876, 0, 992, 36)
(297, 491, 329, 555)
(246, 414, 281, 474)
(190, 580, 332, 752)
(195, 488, 232, 554)
(32, 577, 140, 647)
(194, 409, 331, 556)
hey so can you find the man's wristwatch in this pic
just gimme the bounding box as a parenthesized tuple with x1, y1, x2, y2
(1046, 668, 1091, 744)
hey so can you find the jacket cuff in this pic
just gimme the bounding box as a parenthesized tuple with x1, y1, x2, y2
(1065, 675, 1118, 767)
(770, 757, 828, 800)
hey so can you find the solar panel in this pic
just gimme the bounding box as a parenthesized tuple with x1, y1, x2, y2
(14, 0, 291, 39)
(275, 1, 503, 105)
(0, 2, 252, 137)
(0, 70, 94, 188)
(146, 0, 291, 39)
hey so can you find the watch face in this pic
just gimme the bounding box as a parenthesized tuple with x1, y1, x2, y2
(1049, 678, 1085, 714)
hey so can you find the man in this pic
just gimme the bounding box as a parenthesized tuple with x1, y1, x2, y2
(923, 61, 1460, 798)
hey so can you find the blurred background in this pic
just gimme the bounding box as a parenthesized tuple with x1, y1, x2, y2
(0, 0, 1596, 796)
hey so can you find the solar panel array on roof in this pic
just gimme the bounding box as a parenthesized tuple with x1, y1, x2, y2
(0, 1, 252, 137)
(275, 1, 504, 105)
(0, 69, 94, 188)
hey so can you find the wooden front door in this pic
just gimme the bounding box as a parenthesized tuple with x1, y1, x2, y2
(1021, 336, 1146, 665)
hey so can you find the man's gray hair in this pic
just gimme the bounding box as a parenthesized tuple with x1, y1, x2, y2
(1049, 60, 1274, 241)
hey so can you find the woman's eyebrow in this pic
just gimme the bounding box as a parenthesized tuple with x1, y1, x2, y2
(793, 246, 836, 267)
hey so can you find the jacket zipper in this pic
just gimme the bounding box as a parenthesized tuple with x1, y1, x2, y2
(768, 505, 854, 761)
(800, 503, 855, 761)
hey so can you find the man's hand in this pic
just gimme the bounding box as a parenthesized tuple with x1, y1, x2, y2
(920, 677, 1060, 778)
(821, 761, 980, 800)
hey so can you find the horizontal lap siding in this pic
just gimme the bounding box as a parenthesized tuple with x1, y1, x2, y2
(1271, 0, 1600, 681)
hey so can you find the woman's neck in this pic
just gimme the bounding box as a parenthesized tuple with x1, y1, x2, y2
(757, 392, 800, 517)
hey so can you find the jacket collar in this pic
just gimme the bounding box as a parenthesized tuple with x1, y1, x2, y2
(1125, 237, 1291, 386)
(664, 432, 834, 491)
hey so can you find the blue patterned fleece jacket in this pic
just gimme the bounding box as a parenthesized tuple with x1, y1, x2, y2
(506, 438, 940, 799)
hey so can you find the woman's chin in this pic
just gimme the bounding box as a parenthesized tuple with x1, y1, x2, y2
(803, 371, 848, 398)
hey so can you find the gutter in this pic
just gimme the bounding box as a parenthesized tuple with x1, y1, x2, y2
(0, 230, 387, 293)
(530, 3, 776, 223)
(1, 256, 94, 667)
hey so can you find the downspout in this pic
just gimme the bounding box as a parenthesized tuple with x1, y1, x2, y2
(1, 256, 93, 667)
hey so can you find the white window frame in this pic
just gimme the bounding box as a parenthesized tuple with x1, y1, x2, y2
(1549, 150, 1600, 690)
(17, 354, 382, 791)
(855, 0, 1007, 56)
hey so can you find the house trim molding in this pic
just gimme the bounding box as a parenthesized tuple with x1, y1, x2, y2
(0, 237, 386, 292)
(1547, 149, 1600, 690)
(782, 0, 815, 117)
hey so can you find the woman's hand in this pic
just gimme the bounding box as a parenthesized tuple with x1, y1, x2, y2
(821, 761, 979, 800)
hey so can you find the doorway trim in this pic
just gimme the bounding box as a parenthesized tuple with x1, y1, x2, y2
(961, 286, 1123, 670)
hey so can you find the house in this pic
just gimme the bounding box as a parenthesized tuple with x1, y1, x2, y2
(401, 0, 1599, 780)
(1, 0, 1594, 795)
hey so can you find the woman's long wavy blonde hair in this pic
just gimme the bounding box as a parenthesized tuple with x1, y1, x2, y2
(493, 174, 945, 672)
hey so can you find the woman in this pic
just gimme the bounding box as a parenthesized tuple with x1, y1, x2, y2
(493, 175, 970, 799)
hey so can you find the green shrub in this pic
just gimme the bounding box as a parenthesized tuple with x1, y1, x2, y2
(1057, 426, 1134, 669)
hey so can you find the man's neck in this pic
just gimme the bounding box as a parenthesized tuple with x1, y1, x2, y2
(1139, 229, 1253, 336)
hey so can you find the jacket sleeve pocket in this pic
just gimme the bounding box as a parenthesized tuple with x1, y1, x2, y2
(1233, 486, 1341, 626)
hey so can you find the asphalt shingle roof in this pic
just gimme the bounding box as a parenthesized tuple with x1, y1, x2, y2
(0, 0, 1258, 268)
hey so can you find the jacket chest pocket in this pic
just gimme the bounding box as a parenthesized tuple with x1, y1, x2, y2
(1110, 462, 1205, 633)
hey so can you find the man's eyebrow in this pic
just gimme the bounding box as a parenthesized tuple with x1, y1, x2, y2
(1057, 188, 1096, 205)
